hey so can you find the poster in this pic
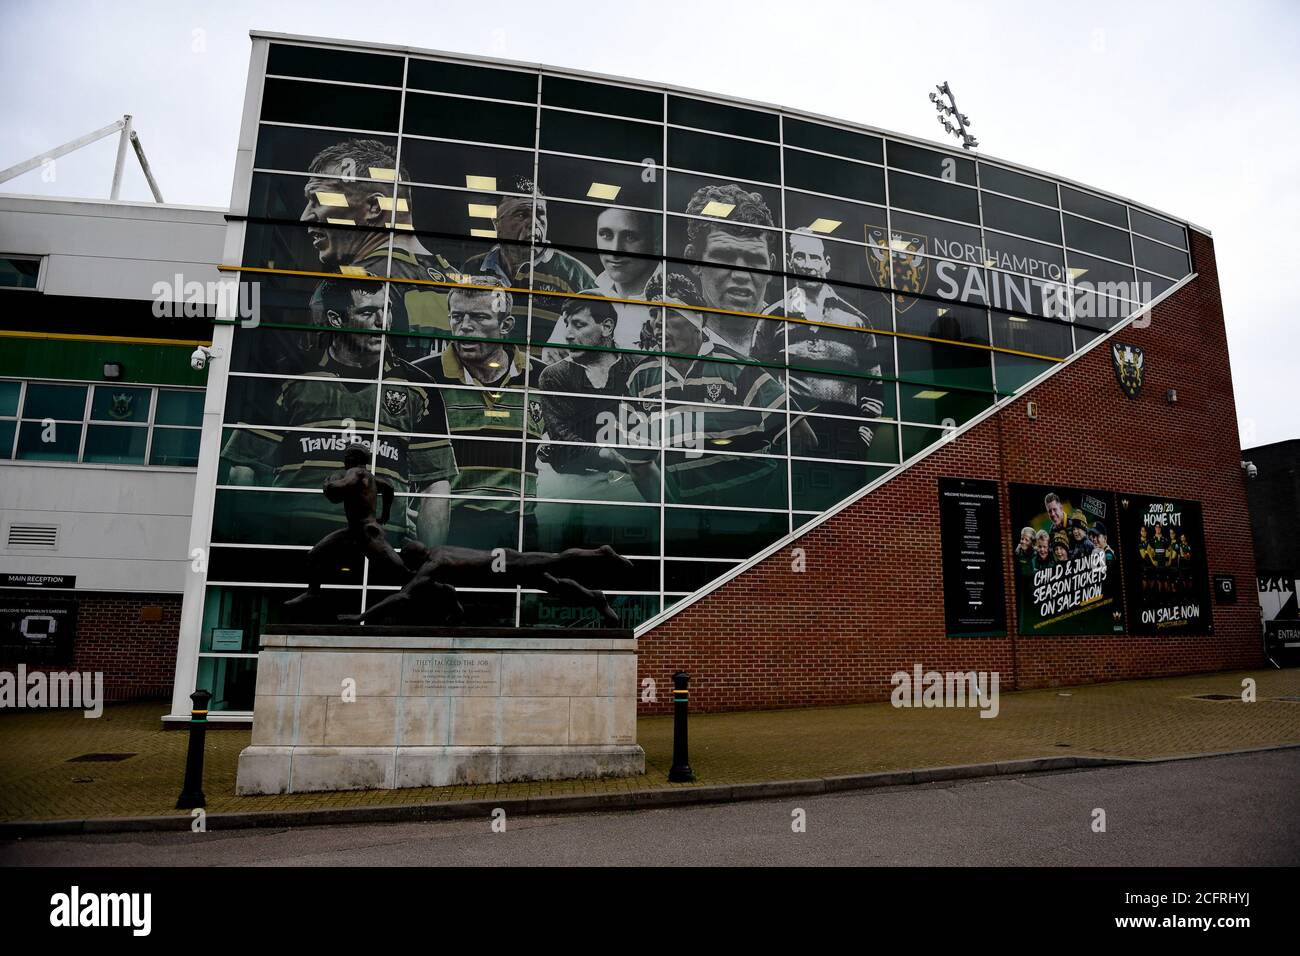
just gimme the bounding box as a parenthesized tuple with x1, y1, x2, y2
(1118, 494, 1212, 634)
(0, 597, 77, 665)
(938, 477, 1007, 637)
(1008, 483, 1124, 635)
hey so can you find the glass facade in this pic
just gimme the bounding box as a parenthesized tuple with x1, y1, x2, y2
(196, 39, 1195, 700)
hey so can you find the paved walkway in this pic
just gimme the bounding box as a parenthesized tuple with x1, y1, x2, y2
(1, 668, 1297, 823)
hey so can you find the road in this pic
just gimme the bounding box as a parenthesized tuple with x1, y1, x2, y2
(3, 749, 1298, 866)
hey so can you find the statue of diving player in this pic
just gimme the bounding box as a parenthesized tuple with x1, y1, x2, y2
(285, 443, 412, 608)
(339, 541, 635, 627)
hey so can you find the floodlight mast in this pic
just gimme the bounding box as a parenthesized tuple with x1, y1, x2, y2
(929, 81, 979, 150)
(0, 114, 165, 202)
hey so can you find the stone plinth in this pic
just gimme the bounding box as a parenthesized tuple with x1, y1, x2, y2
(235, 626, 644, 795)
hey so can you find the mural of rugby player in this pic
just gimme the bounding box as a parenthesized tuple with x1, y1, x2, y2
(461, 177, 597, 354)
(681, 183, 778, 356)
(537, 297, 642, 504)
(413, 277, 546, 550)
(221, 278, 457, 547)
(617, 272, 811, 506)
(299, 138, 460, 361)
(755, 228, 887, 457)
(545, 206, 661, 353)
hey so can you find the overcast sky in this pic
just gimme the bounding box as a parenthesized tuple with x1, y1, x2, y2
(2, 0, 1295, 448)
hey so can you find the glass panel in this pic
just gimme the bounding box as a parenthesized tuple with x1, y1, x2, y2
(664, 560, 736, 593)
(891, 210, 983, 263)
(267, 43, 403, 86)
(534, 442, 659, 503)
(896, 338, 993, 393)
(978, 163, 1057, 206)
(1063, 213, 1131, 263)
(1129, 208, 1186, 249)
(21, 383, 86, 420)
(791, 459, 891, 511)
(783, 191, 884, 249)
(16, 421, 81, 460)
(994, 352, 1055, 394)
(260, 78, 401, 131)
(213, 488, 409, 547)
(668, 95, 777, 141)
(401, 139, 534, 191)
(0, 380, 22, 417)
(887, 141, 976, 185)
(1066, 250, 1135, 291)
(1060, 185, 1127, 228)
(406, 59, 537, 102)
(981, 192, 1061, 243)
(242, 220, 391, 277)
(538, 153, 663, 209)
(668, 128, 779, 184)
(900, 383, 991, 428)
(404, 92, 535, 147)
(0, 420, 16, 458)
(207, 545, 358, 587)
(155, 389, 204, 426)
(90, 385, 150, 423)
(990, 313, 1072, 359)
(149, 427, 201, 467)
(541, 109, 663, 165)
(1132, 235, 1191, 278)
(82, 424, 148, 464)
(795, 415, 898, 464)
(201, 585, 360, 655)
(982, 230, 1066, 283)
(527, 501, 660, 553)
(446, 500, 523, 552)
(1137, 270, 1176, 300)
(521, 592, 658, 630)
(0, 256, 40, 289)
(254, 125, 399, 176)
(902, 424, 950, 461)
(784, 119, 882, 163)
(784, 149, 884, 204)
(195, 656, 260, 713)
(542, 206, 660, 285)
(663, 450, 787, 509)
(666, 217, 780, 318)
(541, 75, 661, 120)
(668, 171, 780, 228)
(887, 170, 979, 223)
(663, 507, 787, 559)
(895, 297, 989, 345)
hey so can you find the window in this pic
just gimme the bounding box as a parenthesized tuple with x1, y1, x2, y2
(267, 43, 403, 87)
(978, 164, 1057, 206)
(783, 118, 882, 163)
(669, 129, 780, 184)
(887, 141, 976, 186)
(669, 95, 778, 141)
(0, 255, 42, 290)
(784, 149, 884, 204)
(405, 93, 535, 147)
(407, 59, 536, 102)
(2, 380, 202, 466)
(1060, 185, 1127, 228)
(541, 109, 663, 165)
(981, 192, 1061, 244)
(1129, 208, 1186, 249)
(260, 78, 400, 132)
(542, 76, 661, 121)
(887, 170, 979, 223)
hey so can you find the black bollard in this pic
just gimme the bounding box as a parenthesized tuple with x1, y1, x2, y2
(668, 670, 695, 782)
(176, 689, 212, 810)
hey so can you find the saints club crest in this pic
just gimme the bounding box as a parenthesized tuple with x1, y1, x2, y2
(705, 382, 724, 403)
(1112, 343, 1144, 399)
(107, 393, 135, 420)
(866, 227, 929, 312)
(382, 388, 409, 417)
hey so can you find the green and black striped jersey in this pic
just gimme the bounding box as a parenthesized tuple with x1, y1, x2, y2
(462, 245, 597, 347)
(414, 343, 546, 510)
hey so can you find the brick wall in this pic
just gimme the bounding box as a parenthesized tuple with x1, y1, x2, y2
(0, 592, 180, 702)
(639, 229, 1262, 714)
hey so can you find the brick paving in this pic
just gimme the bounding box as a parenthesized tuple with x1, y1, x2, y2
(1, 668, 1297, 823)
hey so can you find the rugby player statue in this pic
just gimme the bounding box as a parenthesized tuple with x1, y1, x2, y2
(287, 442, 632, 627)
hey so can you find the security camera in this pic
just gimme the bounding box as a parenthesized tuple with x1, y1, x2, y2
(190, 345, 222, 371)
(1241, 460, 1258, 479)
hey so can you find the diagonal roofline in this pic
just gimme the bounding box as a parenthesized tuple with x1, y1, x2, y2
(630, 271, 1199, 636)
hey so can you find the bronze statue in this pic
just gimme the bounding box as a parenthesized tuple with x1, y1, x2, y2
(285, 443, 409, 608)
(340, 541, 634, 627)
